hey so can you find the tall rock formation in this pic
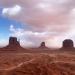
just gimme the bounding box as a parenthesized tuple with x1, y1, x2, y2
(62, 39, 74, 50)
(39, 42, 49, 50)
(9, 37, 20, 48)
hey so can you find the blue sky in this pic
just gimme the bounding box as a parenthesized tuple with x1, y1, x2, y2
(0, 15, 34, 47)
(0, 16, 29, 47)
(0, 16, 22, 38)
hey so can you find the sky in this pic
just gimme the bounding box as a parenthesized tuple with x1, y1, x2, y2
(0, 0, 75, 48)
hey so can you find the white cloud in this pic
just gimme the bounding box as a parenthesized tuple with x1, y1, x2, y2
(9, 25, 60, 47)
(2, 5, 22, 16)
(9, 25, 58, 38)
(10, 25, 15, 31)
(9, 24, 75, 48)
(37, 3, 50, 9)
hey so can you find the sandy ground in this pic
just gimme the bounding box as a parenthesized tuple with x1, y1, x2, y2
(0, 50, 75, 75)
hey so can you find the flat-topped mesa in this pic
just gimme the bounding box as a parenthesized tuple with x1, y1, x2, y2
(39, 42, 47, 48)
(62, 39, 74, 49)
(9, 37, 20, 47)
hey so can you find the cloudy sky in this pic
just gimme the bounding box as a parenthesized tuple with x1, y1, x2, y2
(0, 0, 75, 48)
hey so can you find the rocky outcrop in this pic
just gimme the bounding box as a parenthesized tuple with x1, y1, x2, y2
(8, 37, 20, 48)
(39, 42, 47, 48)
(0, 37, 27, 52)
(61, 39, 74, 50)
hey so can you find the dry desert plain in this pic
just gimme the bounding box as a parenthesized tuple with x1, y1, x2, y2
(0, 49, 75, 75)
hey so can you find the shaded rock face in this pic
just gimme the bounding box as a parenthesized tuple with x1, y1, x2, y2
(0, 37, 28, 52)
(39, 42, 47, 48)
(41, 42, 45, 47)
(62, 39, 74, 49)
(9, 37, 20, 47)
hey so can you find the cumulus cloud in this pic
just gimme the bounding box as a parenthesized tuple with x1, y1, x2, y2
(9, 25, 62, 47)
(9, 24, 75, 48)
(1, 0, 74, 29)
(2, 5, 22, 16)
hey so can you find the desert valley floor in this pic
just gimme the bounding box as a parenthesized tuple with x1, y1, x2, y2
(0, 50, 75, 75)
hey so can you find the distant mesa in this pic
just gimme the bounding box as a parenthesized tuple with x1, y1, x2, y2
(40, 42, 45, 47)
(31, 42, 50, 52)
(39, 42, 48, 49)
(62, 39, 74, 49)
(0, 37, 75, 52)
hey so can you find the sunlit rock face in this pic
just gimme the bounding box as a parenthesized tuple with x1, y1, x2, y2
(62, 39, 74, 49)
